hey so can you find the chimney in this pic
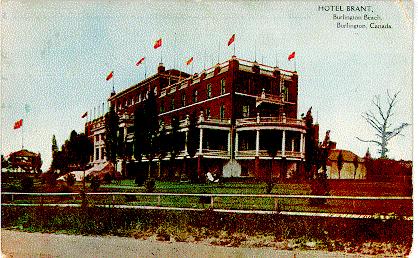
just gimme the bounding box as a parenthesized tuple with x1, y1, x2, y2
(158, 63, 165, 73)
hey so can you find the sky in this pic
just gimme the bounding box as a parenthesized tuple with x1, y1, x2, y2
(1, 0, 413, 171)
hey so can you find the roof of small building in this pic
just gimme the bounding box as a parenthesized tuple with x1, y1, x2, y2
(10, 149, 39, 157)
(328, 149, 363, 163)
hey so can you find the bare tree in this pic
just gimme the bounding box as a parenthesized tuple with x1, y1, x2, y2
(357, 90, 410, 159)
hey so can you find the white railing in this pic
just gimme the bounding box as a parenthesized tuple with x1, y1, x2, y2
(203, 118, 231, 126)
(1, 192, 412, 220)
(256, 93, 284, 106)
(202, 149, 229, 157)
(236, 117, 305, 127)
(235, 150, 303, 159)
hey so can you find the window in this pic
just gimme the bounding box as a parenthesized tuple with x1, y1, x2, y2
(181, 93, 186, 107)
(205, 108, 211, 118)
(160, 100, 165, 113)
(193, 90, 198, 103)
(170, 98, 175, 110)
(95, 135, 99, 142)
(282, 86, 288, 101)
(206, 84, 212, 99)
(101, 147, 105, 160)
(220, 104, 225, 119)
(220, 79, 226, 94)
(242, 105, 249, 118)
(95, 148, 99, 161)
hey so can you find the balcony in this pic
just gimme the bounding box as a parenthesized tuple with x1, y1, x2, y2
(256, 92, 284, 107)
(236, 116, 305, 128)
(201, 149, 229, 158)
(235, 150, 303, 159)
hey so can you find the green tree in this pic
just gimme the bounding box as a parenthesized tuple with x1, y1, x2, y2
(337, 150, 344, 179)
(186, 113, 199, 182)
(264, 130, 280, 193)
(353, 155, 359, 179)
(105, 105, 119, 164)
(168, 116, 182, 179)
(52, 135, 58, 153)
(303, 107, 319, 180)
(1, 155, 10, 171)
(142, 91, 159, 178)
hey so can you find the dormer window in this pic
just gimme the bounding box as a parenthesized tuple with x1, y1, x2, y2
(207, 84, 212, 99)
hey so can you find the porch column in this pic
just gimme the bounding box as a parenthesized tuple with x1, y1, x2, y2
(256, 130, 260, 156)
(291, 138, 295, 152)
(93, 135, 97, 161)
(281, 130, 286, 157)
(235, 131, 239, 155)
(301, 133, 305, 158)
(198, 128, 203, 155)
(184, 131, 188, 156)
(227, 131, 231, 155)
(123, 126, 128, 139)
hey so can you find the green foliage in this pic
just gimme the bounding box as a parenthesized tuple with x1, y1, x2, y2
(337, 150, 344, 179)
(105, 105, 119, 163)
(103, 173, 113, 184)
(187, 113, 199, 158)
(52, 135, 58, 154)
(134, 106, 145, 161)
(144, 178, 156, 192)
(169, 116, 182, 160)
(52, 131, 92, 173)
(142, 91, 159, 165)
(90, 176, 101, 191)
(20, 176, 34, 192)
(66, 173, 76, 187)
(1, 154, 10, 170)
(303, 107, 318, 179)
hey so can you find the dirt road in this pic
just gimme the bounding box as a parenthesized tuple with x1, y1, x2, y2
(1, 230, 365, 258)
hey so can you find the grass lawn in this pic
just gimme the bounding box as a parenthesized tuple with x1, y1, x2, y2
(3, 179, 411, 216)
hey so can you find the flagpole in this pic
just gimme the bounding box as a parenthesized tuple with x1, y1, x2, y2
(217, 38, 220, 63)
(294, 58, 297, 72)
(174, 32, 177, 70)
(112, 73, 115, 93)
(160, 41, 163, 63)
(21, 121, 24, 150)
(144, 60, 147, 79)
(233, 41, 236, 56)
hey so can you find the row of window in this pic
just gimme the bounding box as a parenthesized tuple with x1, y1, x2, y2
(160, 78, 226, 113)
(114, 78, 226, 112)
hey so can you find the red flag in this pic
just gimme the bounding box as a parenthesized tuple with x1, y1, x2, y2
(153, 38, 162, 49)
(13, 119, 23, 129)
(288, 51, 296, 61)
(227, 34, 235, 46)
(136, 57, 145, 66)
(106, 71, 113, 81)
(81, 112, 88, 118)
(186, 57, 193, 66)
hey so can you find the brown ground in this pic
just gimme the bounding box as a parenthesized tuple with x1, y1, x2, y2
(1, 230, 410, 258)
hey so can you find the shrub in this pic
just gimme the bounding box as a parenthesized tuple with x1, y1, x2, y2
(145, 178, 156, 192)
(20, 176, 34, 192)
(90, 176, 101, 191)
(135, 174, 146, 186)
(103, 173, 113, 184)
(66, 173, 76, 187)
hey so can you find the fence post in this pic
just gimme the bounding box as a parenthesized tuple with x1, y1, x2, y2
(210, 196, 214, 209)
(274, 198, 279, 211)
(11, 194, 14, 202)
(157, 195, 161, 207)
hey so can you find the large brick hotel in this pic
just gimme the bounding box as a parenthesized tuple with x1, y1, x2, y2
(85, 56, 309, 179)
